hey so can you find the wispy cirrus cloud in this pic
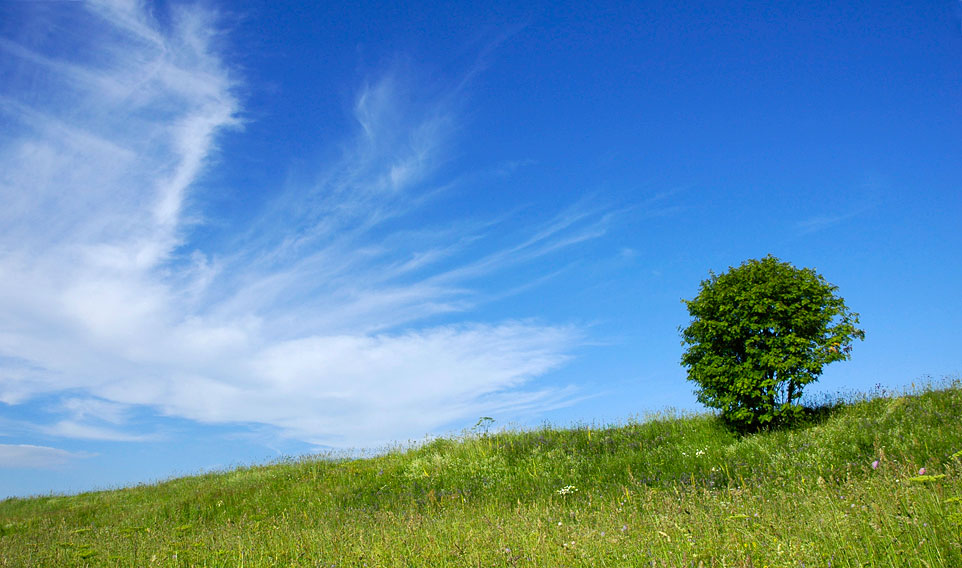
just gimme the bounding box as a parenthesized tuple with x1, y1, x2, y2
(795, 212, 862, 235)
(795, 195, 875, 236)
(0, 444, 93, 469)
(0, 1, 610, 448)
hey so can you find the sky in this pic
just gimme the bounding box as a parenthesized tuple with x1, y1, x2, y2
(0, 0, 959, 499)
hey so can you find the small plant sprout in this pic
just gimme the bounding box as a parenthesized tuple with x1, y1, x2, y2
(473, 416, 495, 436)
(908, 474, 946, 484)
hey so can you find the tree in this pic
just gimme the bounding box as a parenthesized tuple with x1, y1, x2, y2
(680, 255, 864, 430)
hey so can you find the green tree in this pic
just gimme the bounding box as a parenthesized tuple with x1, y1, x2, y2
(680, 255, 864, 430)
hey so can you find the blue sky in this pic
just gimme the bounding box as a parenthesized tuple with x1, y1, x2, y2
(0, 0, 959, 499)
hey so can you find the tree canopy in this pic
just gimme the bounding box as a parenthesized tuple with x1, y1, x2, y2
(680, 255, 864, 430)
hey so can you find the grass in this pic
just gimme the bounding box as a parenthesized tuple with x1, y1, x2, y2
(1, 380, 961, 566)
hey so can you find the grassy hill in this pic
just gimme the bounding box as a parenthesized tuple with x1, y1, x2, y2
(1, 381, 961, 567)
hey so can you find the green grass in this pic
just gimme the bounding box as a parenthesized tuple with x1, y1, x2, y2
(2, 381, 961, 567)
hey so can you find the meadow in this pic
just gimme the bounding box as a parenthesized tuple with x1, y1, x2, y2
(1, 380, 960, 567)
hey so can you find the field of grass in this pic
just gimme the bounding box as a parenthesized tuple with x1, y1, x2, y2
(1, 381, 961, 567)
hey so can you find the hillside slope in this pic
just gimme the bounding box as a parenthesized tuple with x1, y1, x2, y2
(2, 382, 961, 566)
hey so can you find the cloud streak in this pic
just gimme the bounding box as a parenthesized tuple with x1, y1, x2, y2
(0, 444, 92, 469)
(0, 1, 608, 449)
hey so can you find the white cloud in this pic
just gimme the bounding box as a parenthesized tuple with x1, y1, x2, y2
(38, 421, 158, 443)
(0, 444, 93, 469)
(59, 397, 131, 425)
(795, 199, 873, 236)
(0, 1, 608, 449)
(795, 213, 859, 235)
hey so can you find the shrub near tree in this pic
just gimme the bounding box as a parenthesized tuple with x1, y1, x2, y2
(680, 255, 865, 431)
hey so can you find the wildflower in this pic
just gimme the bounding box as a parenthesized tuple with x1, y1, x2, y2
(871, 460, 879, 470)
(556, 485, 578, 496)
(919, 467, 926, 475)
(695, 449, 706, 457)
